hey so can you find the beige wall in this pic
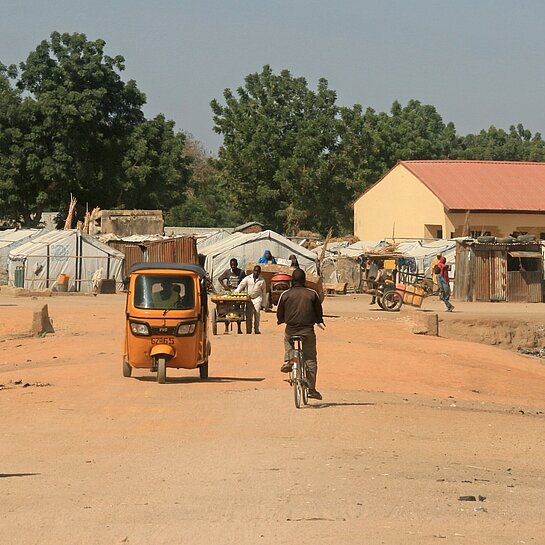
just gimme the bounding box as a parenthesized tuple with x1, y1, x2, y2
(354, 165, 545, 240)
(354, 164, 446, 240)
(446, 213, 545, 238)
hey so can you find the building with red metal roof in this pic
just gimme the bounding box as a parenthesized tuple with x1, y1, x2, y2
(354, 160, 545, 240)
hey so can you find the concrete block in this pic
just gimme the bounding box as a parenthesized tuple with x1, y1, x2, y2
(411, 312, 439, 336)
(31, 305, 55, 336)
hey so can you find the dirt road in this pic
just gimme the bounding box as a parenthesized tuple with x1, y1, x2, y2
(1, 294, 545, 544)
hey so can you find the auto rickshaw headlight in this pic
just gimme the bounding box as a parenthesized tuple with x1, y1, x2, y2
(177, 323, 196, 336)
(130, 322, 150, 336)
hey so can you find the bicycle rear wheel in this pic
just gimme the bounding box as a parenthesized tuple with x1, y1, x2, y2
(301, 361, 309, 405)
(292, 350, 303, 409)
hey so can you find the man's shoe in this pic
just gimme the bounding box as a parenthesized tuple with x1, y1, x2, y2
(308, 389, 322, 400)
(280, 362, 292, 373)
(246, 331, 252, 334)
(254, 331, 261, 334)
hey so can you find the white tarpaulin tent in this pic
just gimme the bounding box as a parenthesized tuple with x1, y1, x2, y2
(0, 229, 43, 283)
(8, 230, 124, 292)
(395, 240, 456, 277)
(196, 229, 234, 251)
(337, 240, 386, 258)
(199, 229, 318, 291)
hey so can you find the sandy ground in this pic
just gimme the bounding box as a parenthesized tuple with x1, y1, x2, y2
(1, 293, 545, 545)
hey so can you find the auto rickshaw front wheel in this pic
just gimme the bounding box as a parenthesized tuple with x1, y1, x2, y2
(157, 357, 167, 384)
(199, 361, 209, 380)
(123, 358, 132, 378)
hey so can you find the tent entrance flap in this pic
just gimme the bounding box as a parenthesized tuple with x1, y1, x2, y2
(508, 251, 542, 258)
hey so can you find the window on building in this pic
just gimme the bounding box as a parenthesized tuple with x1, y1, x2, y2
(470, 230, 491, 238)
(424, 224, 443, 239)
(507, 254, 539, 272)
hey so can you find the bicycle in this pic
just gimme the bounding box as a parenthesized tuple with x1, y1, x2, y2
(287, 335, 308, 408)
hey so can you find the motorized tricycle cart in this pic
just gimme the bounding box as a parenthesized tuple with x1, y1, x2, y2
(123, 263, 211, 383)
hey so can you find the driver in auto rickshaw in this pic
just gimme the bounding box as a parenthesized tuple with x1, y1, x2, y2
(152, 279, 180, 309)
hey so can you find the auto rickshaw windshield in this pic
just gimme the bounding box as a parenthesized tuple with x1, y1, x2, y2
(134, 274, 195, 310)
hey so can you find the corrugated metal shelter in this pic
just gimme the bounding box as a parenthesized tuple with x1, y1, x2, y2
(109, 236, 198, 278)
(8, 230, 124, 292)
(454, 240, 543, 302)
(199, 230, 318, 291)
(0, 229, 43, 283)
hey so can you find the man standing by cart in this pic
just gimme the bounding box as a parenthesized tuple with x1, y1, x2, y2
(277, 268, 325, 400)
(235, 265, 267, 334)
(218, 258, 245, 291)
(218, 258, 246, 333)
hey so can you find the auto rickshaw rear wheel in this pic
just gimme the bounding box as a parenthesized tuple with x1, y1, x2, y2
(157, 357, 167, 384)
(199, 361, 209, 380)
(122, 358, 132, 378)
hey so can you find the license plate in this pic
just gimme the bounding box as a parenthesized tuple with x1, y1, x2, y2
(151, 337, 175, 345)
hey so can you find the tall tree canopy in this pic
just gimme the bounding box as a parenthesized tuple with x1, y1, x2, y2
(211, 66, 356, 234)
(0, 32, 190, 226)
(454, 124, 545, 162)
(166, 134, 237, 228)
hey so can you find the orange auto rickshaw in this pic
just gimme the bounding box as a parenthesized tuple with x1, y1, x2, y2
(123, 263, 211, 383)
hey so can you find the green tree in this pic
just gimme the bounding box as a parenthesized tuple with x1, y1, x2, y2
(331, 99, 458, 204)
(454, 124, 545, 161)
(211, 65, 355, 234)
(122, 115, 190, 210)
(166, 135, 238, 227)
(0, 32, 190, 226)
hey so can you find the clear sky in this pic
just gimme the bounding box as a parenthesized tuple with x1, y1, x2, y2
(2, 0, 545, 154)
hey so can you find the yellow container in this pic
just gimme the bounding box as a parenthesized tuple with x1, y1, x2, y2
(57, 273, 70, 285)
(403, 284, 415, 305)
(412, 286, 425, 307)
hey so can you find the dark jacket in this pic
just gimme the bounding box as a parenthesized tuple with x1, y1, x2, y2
(276, 285, 323, 334)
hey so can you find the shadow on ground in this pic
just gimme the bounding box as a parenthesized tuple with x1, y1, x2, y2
(306, 401, 377, 409)
(133, 376, 265, 384)
(0, 473, 40, 478)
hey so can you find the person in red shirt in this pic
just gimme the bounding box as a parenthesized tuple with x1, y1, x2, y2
(435, 257, 454, 312)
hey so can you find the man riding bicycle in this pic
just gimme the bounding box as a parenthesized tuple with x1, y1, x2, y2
(276, 268, 324, 400)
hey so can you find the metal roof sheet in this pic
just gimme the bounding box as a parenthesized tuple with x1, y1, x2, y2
(400, 160, 545, 212)
(508, 251, 543, 258)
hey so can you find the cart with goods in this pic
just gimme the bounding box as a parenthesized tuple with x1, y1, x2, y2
(246, 263, 324, 309)
(210, 292, 250, 334)
(361, 250, 436, 312)
(378, 280, 435, 312)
